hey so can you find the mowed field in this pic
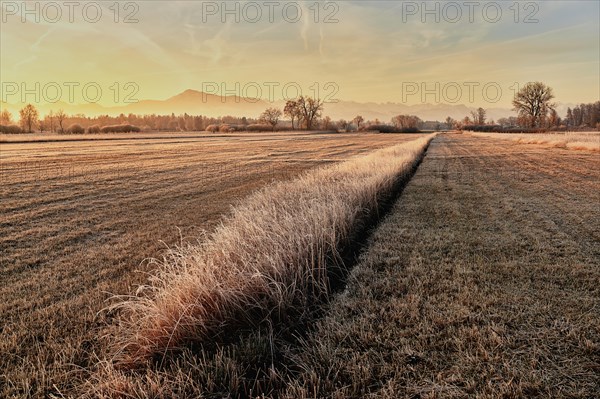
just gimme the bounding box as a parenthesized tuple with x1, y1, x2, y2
(2, 131, 599, 398)
(281, 133, 600, 397)
(0, 131, 425, 397)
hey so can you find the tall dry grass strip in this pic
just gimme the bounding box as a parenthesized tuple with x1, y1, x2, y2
(107, 134, 435, 368)
(472, 131, 600, 152)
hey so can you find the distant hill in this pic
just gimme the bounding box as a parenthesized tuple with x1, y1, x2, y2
(6, 88, 572, 122)
(1, 89, 269, 119)
(124, 89, 270, 116)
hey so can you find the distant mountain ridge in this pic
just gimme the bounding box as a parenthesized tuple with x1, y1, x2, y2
(3, 88, 572, 122)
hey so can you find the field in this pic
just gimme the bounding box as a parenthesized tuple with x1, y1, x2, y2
(0, 131, 425, 397)
(1, 131, 599, 398)
(281, 133, 600, 397)
(471, 131, 600, 152)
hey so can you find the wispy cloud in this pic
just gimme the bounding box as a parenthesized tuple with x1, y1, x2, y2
(1, 0, 597, 105)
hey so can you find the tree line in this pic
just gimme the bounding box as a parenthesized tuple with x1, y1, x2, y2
(0, 96, 425, 134)
(3, 83, 594, 134)
(0, 107, 259, 134)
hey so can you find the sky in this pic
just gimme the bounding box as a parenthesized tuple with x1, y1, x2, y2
(1, 0, 599, 109)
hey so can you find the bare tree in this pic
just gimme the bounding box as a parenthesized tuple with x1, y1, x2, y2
(56, 109, 66, 133)
(477, 107, 486, 125)
(445, 116, 454, 130)
(353, 115, 364, 130)
(512, 82, 555, 128)
(566, 108, 574, 127)
(470, 111, 478, 124)
(548, 108, 560, 127)
(297, 96, 324, 130)
(321, 116, 333, 131)
(284, 100, 303, 130)
(0, 108, 12, 125)
(497, 117, 510, 127)
(194, 116, 205, 131)
(391, 115, 421, 130)
(470, 108, 486, 125)
(19, 104, 39, 133)
(337, 119, 349, 131)
(567, 102, 600, 128)
(45, 110, 56, 133)
(259, 107, 282, 131)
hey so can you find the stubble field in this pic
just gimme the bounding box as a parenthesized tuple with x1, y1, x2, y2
(279, 133, 600, 397)
(0, 131, 424, 397)
(1, 131, 599, 398)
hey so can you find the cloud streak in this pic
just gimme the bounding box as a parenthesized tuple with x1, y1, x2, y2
(1, 0, 597, 106)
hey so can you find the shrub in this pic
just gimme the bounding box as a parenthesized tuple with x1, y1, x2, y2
(205, 124, 219, 133)
(100, 124, 141, 133)
(245, 124, 272, 132)
(367, 124, 393, 133)
(367, 124, 421, 133)
(67, 124, 85, 134)
(463, 125, 545, 133)
(0, 124, 23, 134)
(87, 125, 101, 134)
(219, 124, 232, 133)
(462, 125, 501, 132)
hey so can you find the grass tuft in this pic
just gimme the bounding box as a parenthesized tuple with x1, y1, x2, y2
(100, 134, 435, 374)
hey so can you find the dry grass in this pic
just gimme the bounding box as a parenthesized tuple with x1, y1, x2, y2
(0, 130, 357, 143)
(0, 131, 425, 398)
(87, 134, 435, 396)
(472, 131, 600, 152)
(6, 131, 596, 398)
(280, 133, 600, 398)
(80, 133, 599, 398)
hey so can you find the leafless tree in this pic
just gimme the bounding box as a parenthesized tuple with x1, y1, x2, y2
(512, 82, 555, 128)
(477, 107, 486, 125)
(259, 107, 282, 131)
(19, 104, 39, 133)
(337, 119, 349, 131)
(298, 96, 324, 130)
(284, 100, 303, 130)
(566, 102, 600, 128)
(353, 115, 364, 130)
(44, 110, 56, 133)
(469, 108, 486, 125)
(0, 108, 12, 125)
(548, 109, 560, 127)
(321, 116, 333, 131)
(566, 108, 574, 127)
(56, 109, 66, 133)
(391, 115, 421, 129)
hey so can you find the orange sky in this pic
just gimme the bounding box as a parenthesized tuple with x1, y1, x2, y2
(1, 1, 598, 109)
